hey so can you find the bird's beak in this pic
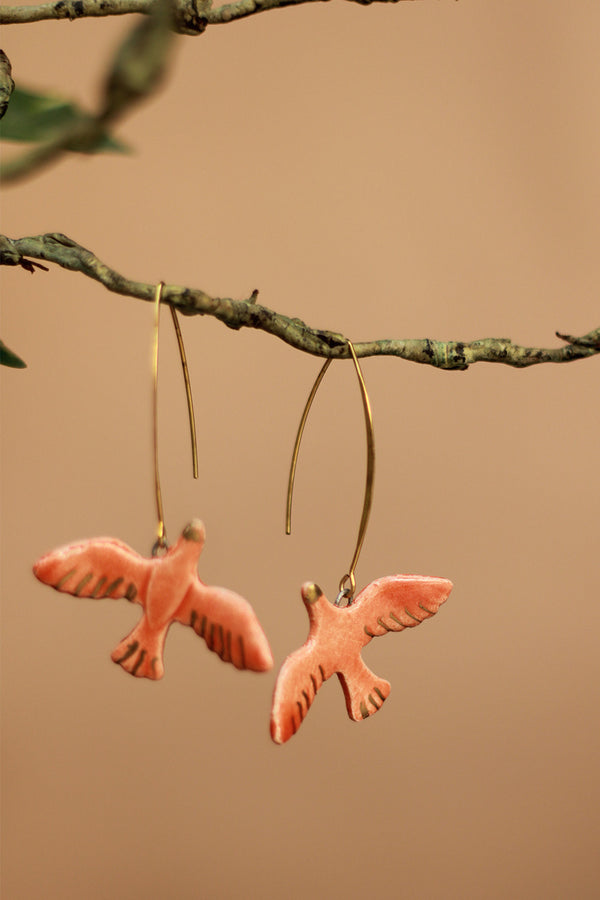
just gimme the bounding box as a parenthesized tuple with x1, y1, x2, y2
(183, 520, 205, 544)
(302, 582, 323, 605)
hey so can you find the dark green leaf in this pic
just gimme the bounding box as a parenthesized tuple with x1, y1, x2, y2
(0, 86, 130, 154)
(0, 339, 27, 369)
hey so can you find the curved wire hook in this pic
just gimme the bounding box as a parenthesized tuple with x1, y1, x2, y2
(285, 341, 375, 602)
(152, 282, 198, 555)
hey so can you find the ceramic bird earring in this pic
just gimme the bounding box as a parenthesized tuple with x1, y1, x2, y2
(270, 342, 452, 744)
(33, 283, 273, 679)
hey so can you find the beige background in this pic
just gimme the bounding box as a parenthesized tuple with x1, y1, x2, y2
(2, 2, 599, 898)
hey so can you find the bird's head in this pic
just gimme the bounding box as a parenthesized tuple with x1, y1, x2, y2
(182, 519, 206, 545)
(174, 519, 206, 562)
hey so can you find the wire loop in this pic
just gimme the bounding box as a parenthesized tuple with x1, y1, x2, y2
(285, 340, 375, 602)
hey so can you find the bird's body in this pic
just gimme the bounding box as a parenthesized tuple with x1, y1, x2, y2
(33, 519, 273, 679)
(270, 575, 452, 743)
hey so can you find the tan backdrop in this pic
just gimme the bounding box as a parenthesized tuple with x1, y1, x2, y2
(2, 2, 599, 898)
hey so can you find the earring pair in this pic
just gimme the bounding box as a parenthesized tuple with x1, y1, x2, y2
(32, 283, 451, 744)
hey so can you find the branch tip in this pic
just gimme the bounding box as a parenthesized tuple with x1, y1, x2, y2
(556, 330, 600, 350)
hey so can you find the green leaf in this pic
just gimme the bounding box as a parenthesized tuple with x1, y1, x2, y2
(0, 339, 27, 369)
(0, 86, 130, 154)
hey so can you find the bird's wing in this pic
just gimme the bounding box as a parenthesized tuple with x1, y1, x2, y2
(174, 581, 273, 672)
(33, 537, 152, 607)
(347, 574, 452, 646)
(270, 639, 334, 744)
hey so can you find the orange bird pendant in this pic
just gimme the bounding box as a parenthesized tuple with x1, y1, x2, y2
(33, 519, 273, 679)
(271, 575, 452, 744)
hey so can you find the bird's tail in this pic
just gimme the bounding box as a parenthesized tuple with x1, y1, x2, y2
(111, 615, 167, 679)
(337, 657, 391, 722)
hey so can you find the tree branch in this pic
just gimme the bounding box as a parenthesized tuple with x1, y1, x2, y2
(0, 0, 150, 27)
(207, 0, 414, 26)
(0, 0, 416, 31)
(2, 232, 598, 370)
(0, 50, 15, 119)
(0, 0, 415, 182)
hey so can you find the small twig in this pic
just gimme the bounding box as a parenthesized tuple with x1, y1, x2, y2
(556, 331, 600, 350)
(20, 259, 50, 273)
(2, 232, 598, 371)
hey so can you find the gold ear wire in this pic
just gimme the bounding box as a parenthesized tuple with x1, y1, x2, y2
(339, 341, 375, 601)
(285, 341, 375, 603)
(152, 282, 199, 555)
(285, 356, 333, 536)
(152, 282, 167, 553)
(168, 303, 199, 480)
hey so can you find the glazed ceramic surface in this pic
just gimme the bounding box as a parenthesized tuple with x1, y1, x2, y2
(271, 575, 452, 743)
(33, 519, 273, 679)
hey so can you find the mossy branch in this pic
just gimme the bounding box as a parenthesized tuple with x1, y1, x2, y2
(2, 232, 598, 370)
(1, 0, 415, 31)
